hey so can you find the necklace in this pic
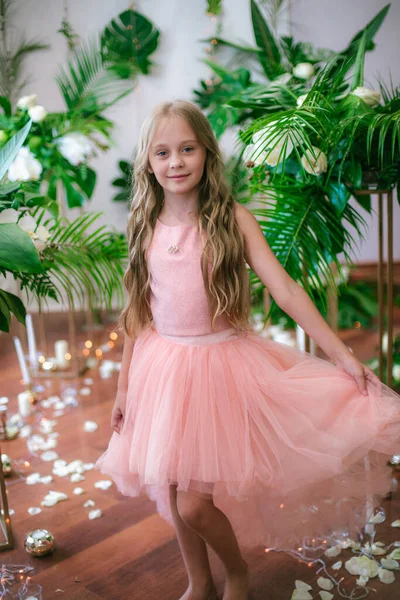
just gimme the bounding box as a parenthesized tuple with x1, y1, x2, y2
(166, 243, 179, 254)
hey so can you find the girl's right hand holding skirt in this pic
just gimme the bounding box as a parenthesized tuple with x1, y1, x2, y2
(111, 391, 127, 435)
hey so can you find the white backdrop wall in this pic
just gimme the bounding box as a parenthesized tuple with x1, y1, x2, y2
(9, 0, 400, 311)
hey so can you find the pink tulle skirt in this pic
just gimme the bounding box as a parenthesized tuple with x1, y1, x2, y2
(94, 326, 400, 550)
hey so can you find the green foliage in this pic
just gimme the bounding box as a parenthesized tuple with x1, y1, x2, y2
(101, 9, 160, 77)
(207, 0, 222, 15)
(112, 160, 133, 203)
(0, 289, 26, 333)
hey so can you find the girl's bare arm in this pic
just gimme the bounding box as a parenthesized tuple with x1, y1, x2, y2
(117, 333, 136, 393)
(234, 202, 351, 364)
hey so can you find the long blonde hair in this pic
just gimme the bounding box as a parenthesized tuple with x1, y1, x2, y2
(119, 99, 251, 338)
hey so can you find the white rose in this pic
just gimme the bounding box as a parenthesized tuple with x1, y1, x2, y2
(351, 86, 381, 107)
(16, 94, 38, 110)
(0, 208, 19, 223)
(253, 120, 296, 166)
(301, 145, 327, 175)
(55, 132, 95, 166)
(293, 63, 314, 80)
(7, 147, 42, 182)
(28, 105, 48, 122)
(17, 214, 51, 250)
(296, 94, 309, 107)
(392, 364, 400, 381)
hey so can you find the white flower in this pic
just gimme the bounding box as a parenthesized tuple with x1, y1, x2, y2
(301, 145, 327, 175)
(378, 568, 395, 584)
(351, 86, 381, 107)
(55, 132, 95, 166)
(7, 147, 42, 182)
(16, 94, 38, 110)
(242, 143, 268, 167)
(252, 120, 297, 167)
(0, 208, 19, 223)
(392, 364, 400, 380)
(17, 213, 51, 251)
(28, 105, 48, 122)
(293, 63, 314, 80)
(297, 94, 309, 107)
(345, 555, 379, 578)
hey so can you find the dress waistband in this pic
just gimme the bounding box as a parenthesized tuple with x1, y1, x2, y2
(156, 327, 244, 346)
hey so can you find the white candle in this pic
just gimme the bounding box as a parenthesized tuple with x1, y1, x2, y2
(13, 336, 31, 384)
(18, 391, 32, 417)
(26, 313, 39, 370)
(54, 340, 69, 369)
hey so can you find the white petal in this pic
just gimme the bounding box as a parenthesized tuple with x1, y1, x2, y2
(18, 213, 37, 233)
(319, 592, 334, 600)
(83, 499, 96, 508)
(70, 473, 86, 483)
(83, 420, 98, 432)
(391, 520, 400, 527)
(295, 581, 312, 591)
(0, 208, 19, 223)
(94, 480, 112, 490)
(80, 387, 91, 396)
(27, 507, 42, 515)
(331, 561, 342, 570)
(73, 487, 86, 495)
(40, 451, 59, 462)
(325, 545, 342, 557)
(317, 577, 333, 590)
(88, 508, 102, 520)
(378, 568, 395, 584)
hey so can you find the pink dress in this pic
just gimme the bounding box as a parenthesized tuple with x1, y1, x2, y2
(95, 219, 400, 550)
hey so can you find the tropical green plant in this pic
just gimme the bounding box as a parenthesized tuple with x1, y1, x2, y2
(0, 0, 50, 105)
(0, 8, 159, 212)
(194, 2, 390, 139)
(194, 2, 398, 323)
(0, 125, 128, 333)
(111, 159, 133, 204)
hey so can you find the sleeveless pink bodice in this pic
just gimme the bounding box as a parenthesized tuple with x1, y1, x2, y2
(147, 220, 231, 335)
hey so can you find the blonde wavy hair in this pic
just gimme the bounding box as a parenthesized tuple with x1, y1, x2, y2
(119, 99, 252, 339)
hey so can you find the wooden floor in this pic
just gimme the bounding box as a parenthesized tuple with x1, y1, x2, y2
(1, 312, 400, 600)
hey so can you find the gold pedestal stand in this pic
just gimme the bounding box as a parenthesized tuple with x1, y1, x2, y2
(355, 187, 395, 388)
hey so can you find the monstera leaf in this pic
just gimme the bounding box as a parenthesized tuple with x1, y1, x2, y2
(101, 9, 160, 78)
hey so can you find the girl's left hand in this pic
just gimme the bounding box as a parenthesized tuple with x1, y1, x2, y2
(334, 354, 381, 395)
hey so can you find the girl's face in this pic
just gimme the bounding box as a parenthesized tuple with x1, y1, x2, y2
(148, 115, 207, 197)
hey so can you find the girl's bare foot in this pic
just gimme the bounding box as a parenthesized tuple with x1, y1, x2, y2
(222, 560, 249, 600)
(179, 580, 219, 600)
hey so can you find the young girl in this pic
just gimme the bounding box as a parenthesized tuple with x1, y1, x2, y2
(95, 99, 400, 600)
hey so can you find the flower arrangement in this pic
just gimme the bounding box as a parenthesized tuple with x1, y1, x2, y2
(194, 2, 399, 320)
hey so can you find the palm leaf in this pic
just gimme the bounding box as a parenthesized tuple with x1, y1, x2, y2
(55, 37, 134, 112)
(250, 0, 282, 79)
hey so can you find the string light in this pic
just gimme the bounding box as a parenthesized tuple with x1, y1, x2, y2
(65, 352, 71, 360)
(95, 349, 103, 358)
(110, 332, 118, 340)
(82, 349, 90, 357)
(107, 341, 115, 349)
(85, 340, 93, 349)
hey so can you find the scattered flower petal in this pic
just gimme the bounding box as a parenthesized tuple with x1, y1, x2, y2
(94, 480, 112, 490)
(356, 575, 369, 587)
(378, 568, 395, 584)
(73, 487, 85, 495)
(27, 507, 42, 515)
(83, 499, 96, 508)
(319, 592, 334, 600)
(331, 561, 342, 570)
(88, 509, 102, 520)
(317, 577, 333, 591)
(79, 387, 91, 396)
(83, 421, 98, 432)
(325, 545, 341, 557)
(40, 451, 59, 462)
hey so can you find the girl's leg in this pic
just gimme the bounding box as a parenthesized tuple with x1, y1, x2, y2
(169, 485, 218, 600)
(176, 490, 248, 600)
